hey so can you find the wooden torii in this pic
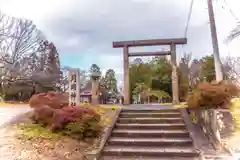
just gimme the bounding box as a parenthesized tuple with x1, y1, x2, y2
(112, 38, 187, 105)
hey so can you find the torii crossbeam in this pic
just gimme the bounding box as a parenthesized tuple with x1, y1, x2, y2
(112, 38, 187, 105)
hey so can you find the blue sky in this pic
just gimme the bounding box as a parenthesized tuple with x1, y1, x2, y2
(60, 53, 93, 70)
(1, 0, 240, 86)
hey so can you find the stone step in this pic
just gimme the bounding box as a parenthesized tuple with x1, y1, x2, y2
(115, 123, 186, 130)
(119, 112, 181, 118)
(118, 117, 183, 124)
(99, 155, 200, 160)
(102, 146, 199, 158)
(121, 109, 180, 113)
(107, 137, 193, 147)
(204, 155, 234, 160)
(111, 129, 189, 138)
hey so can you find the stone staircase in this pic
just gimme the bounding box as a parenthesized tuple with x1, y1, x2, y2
(99, 109, 201, 160)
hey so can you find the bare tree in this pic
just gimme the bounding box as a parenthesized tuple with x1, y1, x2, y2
(0, 11, 11, 37)
(178, 53, 192, 100)
(1, 51, 62, 98)
(179, 52, 192, 75)
(222, 56, 240, 82)
(42, 41, 60, 73)
(60, 75, 69, 92)
(0, 11, 5, 37)
(226, 22, 240, 42)
(79, 70, 88, 87)
(0, 13, 63, 99)
(189, 59, 202, 86)
(0, 40, 62, 97)
(0, 11, 11, 50)
(0, 17, 44, 64)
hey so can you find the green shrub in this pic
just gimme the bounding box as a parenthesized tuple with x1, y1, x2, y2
(62, 116, 102, 140)
(187, 81, 240, 109)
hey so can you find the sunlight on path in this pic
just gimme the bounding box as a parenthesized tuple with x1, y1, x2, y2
(0, 106, 31, 127)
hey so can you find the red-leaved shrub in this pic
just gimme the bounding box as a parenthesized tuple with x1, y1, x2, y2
(29, 92, 101, 138)
(29, 91, 69, 109)
(187, 81, 240, 109)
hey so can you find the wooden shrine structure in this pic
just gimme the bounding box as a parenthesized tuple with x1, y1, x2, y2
(113, 38, 187, 105)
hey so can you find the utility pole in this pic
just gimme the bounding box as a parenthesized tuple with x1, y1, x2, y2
(207, 0, 223, 82)
(207, 0, 223, 149)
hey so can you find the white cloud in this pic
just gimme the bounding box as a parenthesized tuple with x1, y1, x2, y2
(1, 0, 240, 84)
(1, 0, 238, 55)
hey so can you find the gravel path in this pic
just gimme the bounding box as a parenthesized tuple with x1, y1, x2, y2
(0, 106, 32, 127)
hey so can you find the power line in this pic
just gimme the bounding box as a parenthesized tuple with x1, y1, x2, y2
(184, 0, 194, 38)
(222, 0, 239, 21)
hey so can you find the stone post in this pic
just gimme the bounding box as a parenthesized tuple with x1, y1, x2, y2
(170, 43, 180, 105)
(90, 72, 101, 105)
(76, 69, 80, 106)
(123, 46, 130, 105)
(119, 98, 122, 104)
(91, 79, 99, 104)
(68, 71, 72, 105)
(69, 71, 77, 106)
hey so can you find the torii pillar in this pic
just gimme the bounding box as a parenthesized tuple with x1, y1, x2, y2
(123, 46, 130, 105)
(170, 43, 179, 105)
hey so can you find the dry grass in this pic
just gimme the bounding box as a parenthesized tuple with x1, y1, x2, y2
(146, 102, 187, 108)
(0, 127, 86, 160)
(172, 102, 187, 108)
(156, 102, 187, 108)
(230, 98, 240, 133)
(219, 98, 240, 152)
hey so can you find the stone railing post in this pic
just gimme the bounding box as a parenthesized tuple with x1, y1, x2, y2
(198, 109, 222, 150)
(212, 109, 222, 147)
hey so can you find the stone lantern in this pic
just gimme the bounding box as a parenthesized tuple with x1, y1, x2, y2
(90, 71, 101, 105)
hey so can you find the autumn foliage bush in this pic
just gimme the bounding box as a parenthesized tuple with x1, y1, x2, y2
(187, 81, 240, 109)
(29, 92, 101, 139)
(29, 91, 69, 109)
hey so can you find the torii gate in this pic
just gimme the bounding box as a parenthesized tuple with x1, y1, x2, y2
(112, 38, 187, 105)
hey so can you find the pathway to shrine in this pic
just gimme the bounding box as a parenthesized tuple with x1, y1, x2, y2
(0, 104, 172, 127)
(0, 106, 31, 127)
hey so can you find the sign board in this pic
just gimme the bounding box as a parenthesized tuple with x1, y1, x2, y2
(68, 69, 80, 106)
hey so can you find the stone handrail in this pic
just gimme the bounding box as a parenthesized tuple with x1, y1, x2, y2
(195, 109, 221, 149)
(192, 108, 235, 151)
